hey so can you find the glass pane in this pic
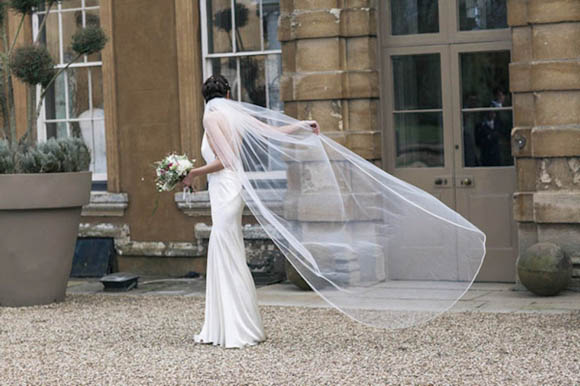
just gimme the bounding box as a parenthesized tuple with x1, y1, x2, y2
(44, 71, 66, 120)
(240, 55, 266, 106)
(61, 0, 83, 9)
(37, 12, 60, 63)
(85, 0, 100, 7)
(85, 9, 102, 62)
(89, 66, 104, 110)
(463, 110, 513, 167)
(459, 0, 507, 31)
(62, 10, 84, 64)
(234, 0, 261, 52)
(393, 54, 441, 110)
(262, 0, 280, 50)
(390, 0, 439, 36)
(461, 51, 511, 108)
(395, 112, 444, 168)
(46, 121, 68, 139)
(210, 57, 238, 99)
(266, 54, 282, 111)
(207, 0, 234, 53)
(67, 67, 90, 119)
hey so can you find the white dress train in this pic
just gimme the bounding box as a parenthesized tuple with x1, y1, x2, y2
(194, 133, 266, 348)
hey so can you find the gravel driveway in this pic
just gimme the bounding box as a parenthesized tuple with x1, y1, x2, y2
(1, 295, 579, 385)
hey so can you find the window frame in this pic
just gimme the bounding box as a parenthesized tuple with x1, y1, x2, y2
(199, 0, 283, 110)
(200, 0, 286, 182)
(32, 0, 107, 182)
(381, 0, 511, 49)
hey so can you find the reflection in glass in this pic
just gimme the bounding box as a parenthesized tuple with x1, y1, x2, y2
(85, 9, 102, 62)
(266, 54, 283, 111)
(210, 57, 238, 97)
(390, 0, 439, 35)
(459, 0, 507, 31)
(234, 0, 261, 52)
(44, 72, 66, 120)
(393, 54, 442, 110)
(263, 0, 281, 50)
(62, 10, 84, 64)
(395, 112, 444, 168)
(240, 56, 266, 106)
(206, 0, 234, 53)
(463, 110, 513, 167)
(36, 12, 60, 63)
(461, 51, 511, 108)
(67, 68, 90, 120)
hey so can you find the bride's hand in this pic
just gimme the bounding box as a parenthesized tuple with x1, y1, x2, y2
(182, 169, 198, 190)
(302, 120, 320, 135)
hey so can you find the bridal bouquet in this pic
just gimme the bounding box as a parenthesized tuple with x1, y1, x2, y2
(154, 153, 196, 192)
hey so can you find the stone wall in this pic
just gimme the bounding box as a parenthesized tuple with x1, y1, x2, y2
(509, 0, 580, 288)
(278, 0, 380, 163)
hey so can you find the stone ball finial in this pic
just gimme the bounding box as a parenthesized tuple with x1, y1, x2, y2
(517, 242, 572, 296)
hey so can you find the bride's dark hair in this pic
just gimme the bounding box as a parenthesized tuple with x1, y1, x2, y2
(202, 75, 231, 102)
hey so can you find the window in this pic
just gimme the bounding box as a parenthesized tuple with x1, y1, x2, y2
(201, 0, 282, 111)
(33, 0, 106, 183)
(201, 0, 284, 185)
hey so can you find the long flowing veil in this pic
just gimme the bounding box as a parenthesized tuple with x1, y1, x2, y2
(203, 97, 486, 329)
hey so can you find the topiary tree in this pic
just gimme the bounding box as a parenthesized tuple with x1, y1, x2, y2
(0, 0, 107, 173)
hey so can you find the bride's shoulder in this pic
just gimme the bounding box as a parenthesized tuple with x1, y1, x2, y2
(203, 110, 226, 124)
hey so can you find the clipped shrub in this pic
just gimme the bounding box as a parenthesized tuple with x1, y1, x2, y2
(9, 44, 55, 86)
(71, 26, 108, 56)
(8, 0, 44, 14)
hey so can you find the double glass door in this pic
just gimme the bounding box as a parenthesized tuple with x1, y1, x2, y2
(381, 1, 516, 281)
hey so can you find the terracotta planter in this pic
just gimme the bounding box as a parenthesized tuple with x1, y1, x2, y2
(0, 172, 92, 307)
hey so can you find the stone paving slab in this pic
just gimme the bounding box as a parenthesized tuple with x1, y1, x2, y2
(66, 278, 580, 314)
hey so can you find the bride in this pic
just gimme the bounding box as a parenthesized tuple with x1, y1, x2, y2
(183, 74, 486, 348)
(182, 75, 320, 348)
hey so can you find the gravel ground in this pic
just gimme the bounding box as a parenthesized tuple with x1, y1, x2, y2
(1, 295, 579, 385)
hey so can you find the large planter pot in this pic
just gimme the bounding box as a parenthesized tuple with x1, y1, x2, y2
(0, 172, 92, 307)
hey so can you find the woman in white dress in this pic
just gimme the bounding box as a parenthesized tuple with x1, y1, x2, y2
(182, 75, 319, 348)
(183, 74, 486, 336)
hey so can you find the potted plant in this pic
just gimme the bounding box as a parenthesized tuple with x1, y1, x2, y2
(0, 0, 107, 306)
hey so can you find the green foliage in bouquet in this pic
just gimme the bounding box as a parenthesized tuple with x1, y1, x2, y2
(0, 0, 108, 173)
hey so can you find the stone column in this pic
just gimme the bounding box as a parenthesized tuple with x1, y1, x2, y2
(278, 0, 380, 163)
(509, 0, 580, 288)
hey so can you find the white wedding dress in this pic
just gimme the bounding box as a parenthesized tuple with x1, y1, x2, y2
(193, 132, 266, 349)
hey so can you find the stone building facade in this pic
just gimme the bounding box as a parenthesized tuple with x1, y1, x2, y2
(509, 0, 580, 288)
(5, 0, 578, 286)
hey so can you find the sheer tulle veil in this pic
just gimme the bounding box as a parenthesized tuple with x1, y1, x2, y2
(203, 97, 486, 329)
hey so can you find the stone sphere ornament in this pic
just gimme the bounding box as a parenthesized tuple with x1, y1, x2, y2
(517, 242, 572, 296)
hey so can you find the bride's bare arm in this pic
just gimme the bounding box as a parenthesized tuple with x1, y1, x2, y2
(245, 114, 320, 135)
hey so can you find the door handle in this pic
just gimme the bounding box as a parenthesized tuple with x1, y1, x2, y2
(460, 177, 473, 186)
(434, 177, 448, 186)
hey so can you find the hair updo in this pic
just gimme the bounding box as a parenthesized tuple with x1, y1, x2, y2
(202, 75, 231, 102)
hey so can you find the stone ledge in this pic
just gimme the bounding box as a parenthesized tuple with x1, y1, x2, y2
(78, 222, 203, 258)
(81, 192, 129, 217)
(174, 189, 285, 217)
